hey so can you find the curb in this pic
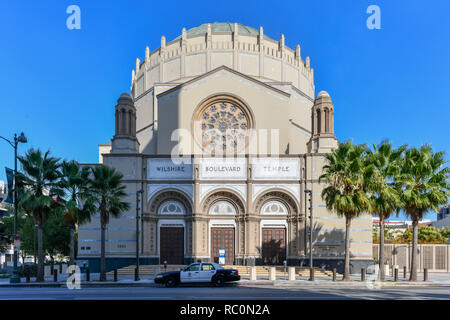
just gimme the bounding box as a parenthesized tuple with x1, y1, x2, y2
(1, 280, 449, 288)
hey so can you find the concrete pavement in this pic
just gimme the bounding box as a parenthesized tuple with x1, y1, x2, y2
(1, 272, 450, 288)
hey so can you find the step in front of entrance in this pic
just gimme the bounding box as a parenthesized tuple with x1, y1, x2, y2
(108, 265, 341, 277)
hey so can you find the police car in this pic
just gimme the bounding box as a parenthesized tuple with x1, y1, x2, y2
(154, 262, 240, 287)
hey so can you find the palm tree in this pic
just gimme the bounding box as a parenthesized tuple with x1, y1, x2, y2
(84, 165, 130, 281)
(59, 160, 94, 266)
(319, 141, 372, 280)
(396, 145, 449, 281)
(15, 149, 62, 282)
(365, 140, 406, 281)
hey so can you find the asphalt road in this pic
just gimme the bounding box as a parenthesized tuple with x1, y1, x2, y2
(1, 284, 449, 300)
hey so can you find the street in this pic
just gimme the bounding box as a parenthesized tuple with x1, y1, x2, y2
(1, 284, 449, 300)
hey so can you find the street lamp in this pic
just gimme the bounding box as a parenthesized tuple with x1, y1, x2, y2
(0, 132, 27, 283)
(304, 189, 314, 281)
(135, 189, 144, 281)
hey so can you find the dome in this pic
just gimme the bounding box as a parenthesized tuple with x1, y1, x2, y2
(317, 91, 329, 98)
(175, 22, 259, 40)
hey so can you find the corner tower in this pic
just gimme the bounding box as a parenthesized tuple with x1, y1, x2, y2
(307, 91, 338, 153)
(111, 93, 139, 153)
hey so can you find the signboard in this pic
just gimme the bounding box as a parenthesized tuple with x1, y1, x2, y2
(218, 248, 225, 265)
(13, 239, 20, 252)
(198, 158, 247, 180)
(251, 158, 301, 180)
(4, 167, 14, 204)
(147, 158, 193, 180)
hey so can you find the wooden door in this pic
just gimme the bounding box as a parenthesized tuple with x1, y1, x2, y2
(262, 228, 286, 265)
(160, 227, 184, 265)
(211, 228, 235, 265)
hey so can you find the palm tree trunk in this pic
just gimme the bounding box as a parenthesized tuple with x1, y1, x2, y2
(409, 218, 419, 281)
(37, 226, 44, 282)
(69, 227, 75, 266)
(343, 216, 351, 281)
(100, 224, 106, 281)
(379, 217, 385, 281)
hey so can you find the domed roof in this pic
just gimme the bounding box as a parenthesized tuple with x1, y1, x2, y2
(317, 91, 329, 98)
(176, 22, 259, 39)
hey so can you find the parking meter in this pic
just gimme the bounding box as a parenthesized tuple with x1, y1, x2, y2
(283, 260, 287, 279)
(164, 260, 167, 272)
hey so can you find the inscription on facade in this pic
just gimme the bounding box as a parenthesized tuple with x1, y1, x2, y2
(198, 158, 247, 180)
(251, 158, 300, 180)
(148, 158, 193, 180)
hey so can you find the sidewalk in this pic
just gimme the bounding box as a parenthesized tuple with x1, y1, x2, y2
(1, 272, 450, 288)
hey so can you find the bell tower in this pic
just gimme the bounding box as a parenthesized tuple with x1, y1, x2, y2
(111, 93, 139, 153)
(307, 91, 338, 153)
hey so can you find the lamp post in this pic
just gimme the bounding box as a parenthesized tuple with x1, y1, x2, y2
(304, 189, 313, 281)
(0, 132, 27, 283)
(135, 189, 144, 281)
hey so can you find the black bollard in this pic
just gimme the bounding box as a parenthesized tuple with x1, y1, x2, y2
(114, 269, 118, 282)
(309, 267, 314, 281)
(53, 269, 58, 282)
(394, 268, 398, 282)
(403, 266, 407, 279)
(332, 268, 337, 282)
(361, 268, 366, 281)
(134, 267, 139, 281)
(26, 269, 30, 283)
(86, 267, 90, 282)
(424, 268, 428, 282)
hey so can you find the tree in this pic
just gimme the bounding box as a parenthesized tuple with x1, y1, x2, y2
(16, 149, 62, 282)
(84, 165, 130, 281)
(396, 145, 449, 281)
(43, 211, 70, 264)
(59, 160, 94, 266)
(320, 141, 372, 280)
(365, 140, 406, 281)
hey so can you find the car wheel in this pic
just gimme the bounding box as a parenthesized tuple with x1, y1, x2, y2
(165, 278, 177, 288)
(213, 276, 225, 287)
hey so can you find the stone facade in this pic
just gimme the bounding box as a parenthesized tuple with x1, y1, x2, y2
(78, 23, 373, 273)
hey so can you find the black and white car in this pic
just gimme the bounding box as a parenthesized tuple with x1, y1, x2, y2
(154, 262, 240, 287)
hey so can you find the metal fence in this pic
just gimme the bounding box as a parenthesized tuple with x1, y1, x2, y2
(373, 244, 450, 272)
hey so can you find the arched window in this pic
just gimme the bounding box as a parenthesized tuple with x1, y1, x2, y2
(209, 200, 237, 215)
(261, 200, 288, 215)
(325, 108, 330, 133)
(316, 109, 321, 134)
(158, 200, 186, 214)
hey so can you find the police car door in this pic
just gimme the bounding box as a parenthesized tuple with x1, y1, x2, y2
(199, 263, 217, 282)
(180, 263, 200, 283)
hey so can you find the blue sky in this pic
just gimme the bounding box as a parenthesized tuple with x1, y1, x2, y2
(0, 0, 448, 220)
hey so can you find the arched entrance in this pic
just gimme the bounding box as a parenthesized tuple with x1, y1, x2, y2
(149, 190, 192, 265)
(254, 190, 299, 265)
(202, 190, 245, 265)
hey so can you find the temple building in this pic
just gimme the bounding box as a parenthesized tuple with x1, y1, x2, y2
(78, 22, 373, 272)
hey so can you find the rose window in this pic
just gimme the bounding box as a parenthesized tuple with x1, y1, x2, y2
(197, 101, 250, 152)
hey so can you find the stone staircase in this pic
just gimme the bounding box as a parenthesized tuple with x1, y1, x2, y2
(108, 264, 340, 277)
(223, 265, 338, 277)
(106, 265, 185, 276)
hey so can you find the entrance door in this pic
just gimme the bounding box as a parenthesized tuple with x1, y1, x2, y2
(211, 228, 235, 265)
(262, 228, 286, 265)
(160, 227, 184, 264)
